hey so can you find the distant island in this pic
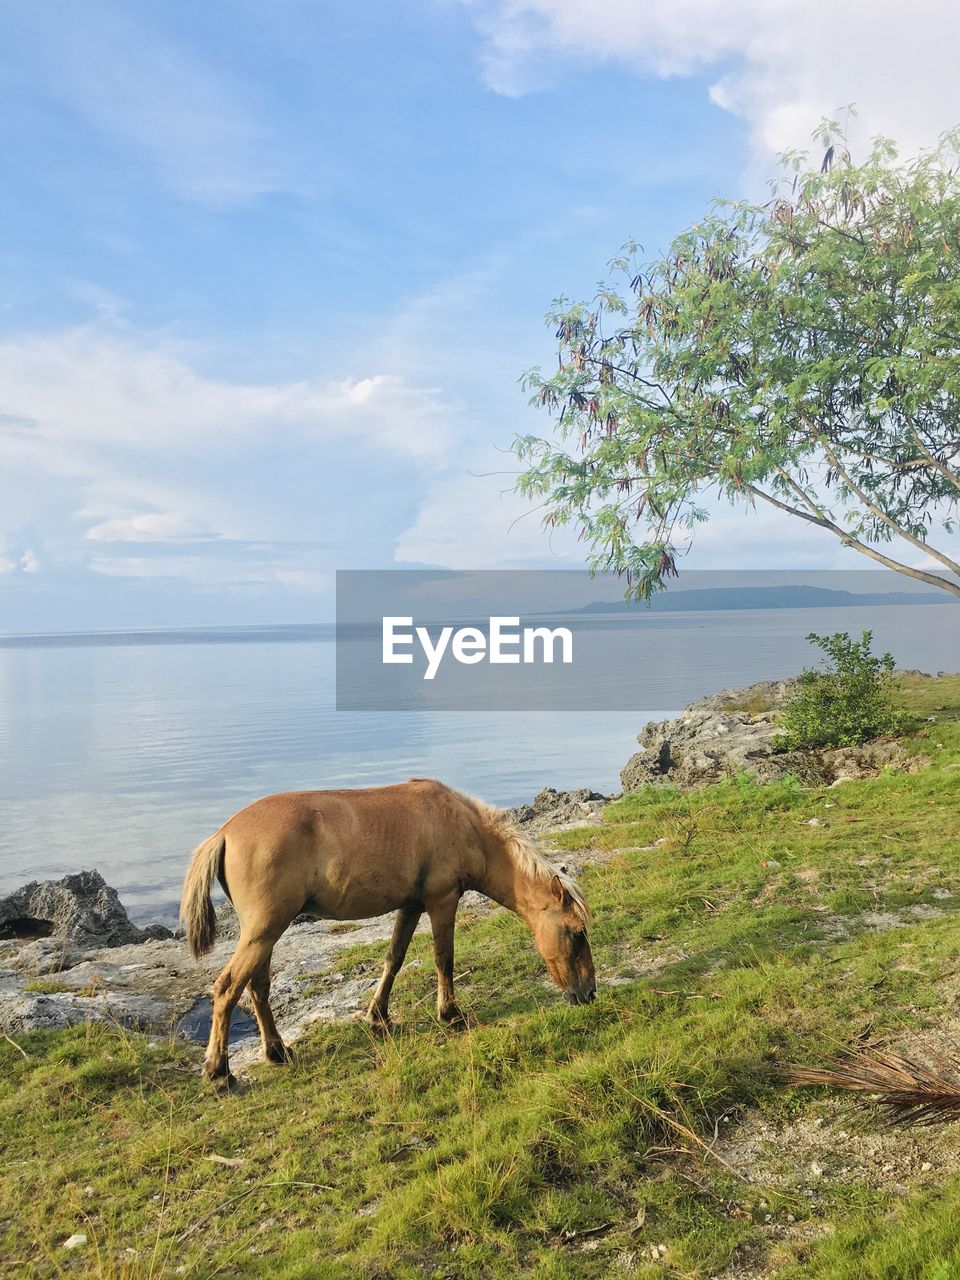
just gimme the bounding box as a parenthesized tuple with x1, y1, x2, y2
(567, 585, 955, 613)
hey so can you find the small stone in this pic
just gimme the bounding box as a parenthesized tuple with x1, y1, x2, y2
(63, 1234, 87, 1250)
(809, 1162, 823, 1179)
(921, 1161, 933, 1172)
(806, 818, 822, 827)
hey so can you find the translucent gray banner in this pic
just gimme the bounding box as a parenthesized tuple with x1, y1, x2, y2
(335, 569, 959, 711)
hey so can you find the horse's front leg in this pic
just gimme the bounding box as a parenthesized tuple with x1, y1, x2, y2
(366, 904, 421, 1032)
(428, 893, 468, 1029)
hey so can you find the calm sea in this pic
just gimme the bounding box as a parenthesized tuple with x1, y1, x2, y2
(1, 604, 957, 926)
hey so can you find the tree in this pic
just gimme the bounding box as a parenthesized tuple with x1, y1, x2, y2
(515, 119, 960, 599)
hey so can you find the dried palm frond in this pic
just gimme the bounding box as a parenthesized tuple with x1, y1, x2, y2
(782, 1046, 960, 1126)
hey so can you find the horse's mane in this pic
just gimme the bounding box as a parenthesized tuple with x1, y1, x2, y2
(452, 788, 591, 930)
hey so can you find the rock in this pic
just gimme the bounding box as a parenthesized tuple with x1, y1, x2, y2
(0, 871, 172, 951)
(62, 1235, 87, 1250)
(620, 681, 791, 792)
(215, 899, 241, 940)
(507, 787, 613, 832)
(5, 938, 87, 974)
(0, 983, 172, 1034)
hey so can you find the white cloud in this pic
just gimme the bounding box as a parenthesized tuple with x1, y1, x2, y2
(0, 327, 459, 588)
(85, 512, 215, 543)
(0, 329, 455, 476)
(0, 332, 454, 462)
(0, 546, 40, 577)
(465, 0, 960, 164)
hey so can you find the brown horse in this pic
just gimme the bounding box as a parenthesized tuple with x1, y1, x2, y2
(181, 778, 595, 1089)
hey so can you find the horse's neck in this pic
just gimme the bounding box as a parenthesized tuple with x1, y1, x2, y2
(478, 835, 548, 924)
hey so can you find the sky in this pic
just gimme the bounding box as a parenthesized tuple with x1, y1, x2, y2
(1, 0, 959, 631)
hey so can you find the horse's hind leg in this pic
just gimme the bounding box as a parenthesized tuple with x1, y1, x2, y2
(248, 956, 292, 1064)
(203, 933, 275, 1090)
(366, 904, 421, 1032)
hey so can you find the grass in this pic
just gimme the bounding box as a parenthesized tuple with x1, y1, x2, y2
(1, 674, 959, 1279)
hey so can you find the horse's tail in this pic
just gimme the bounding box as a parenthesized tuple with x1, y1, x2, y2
(180, 832, 225, 959)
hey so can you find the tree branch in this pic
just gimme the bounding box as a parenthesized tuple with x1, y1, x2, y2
(907, 424, 960, 495)
(744, 483, 960, 597)
(820, 438, 960, 576)
(579, 354, 674, 406)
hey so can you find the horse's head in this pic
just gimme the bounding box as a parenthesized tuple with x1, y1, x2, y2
(533, 871, 596, 1005)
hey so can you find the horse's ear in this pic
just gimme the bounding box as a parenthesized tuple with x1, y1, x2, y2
(551, 874, 572, 908)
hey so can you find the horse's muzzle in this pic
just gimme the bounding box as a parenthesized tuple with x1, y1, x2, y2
(564, 987, 597, 1005)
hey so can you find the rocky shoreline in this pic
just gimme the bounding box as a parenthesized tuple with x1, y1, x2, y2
(1, 674, 948, 1066)
(619, 677, 930, 791)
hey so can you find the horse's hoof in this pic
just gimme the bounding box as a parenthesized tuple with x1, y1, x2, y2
(265, 1041, 294, 1065)
(360, 1012, 394, 1037)
(205, 1070, 238, 1093)
(439, 1007, 475, 1032)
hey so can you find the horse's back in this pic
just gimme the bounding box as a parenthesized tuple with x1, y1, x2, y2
(222, 778, 463, 844)
(219, 779, 484, 926)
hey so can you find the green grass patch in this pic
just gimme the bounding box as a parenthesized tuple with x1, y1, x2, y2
(22, 979, 71, 995)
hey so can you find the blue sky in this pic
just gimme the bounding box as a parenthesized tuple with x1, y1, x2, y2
(1, 0, 956, 631)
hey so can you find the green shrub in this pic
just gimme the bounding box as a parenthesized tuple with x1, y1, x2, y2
(774, 630, 908, 750)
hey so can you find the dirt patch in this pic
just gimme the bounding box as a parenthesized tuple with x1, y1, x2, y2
(715, 1097, 960, 1197)
(704, 1090, 960, 1278)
